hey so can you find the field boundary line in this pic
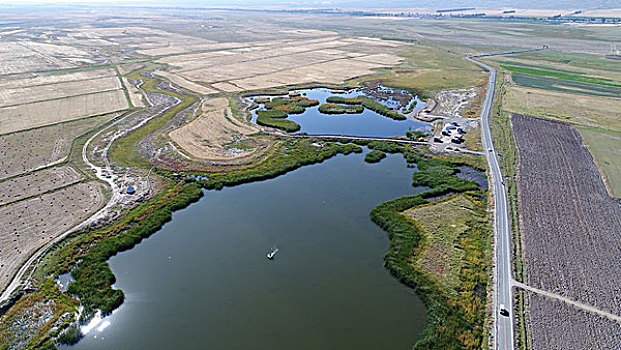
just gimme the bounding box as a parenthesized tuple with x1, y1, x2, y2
(512, 280, 621, 323)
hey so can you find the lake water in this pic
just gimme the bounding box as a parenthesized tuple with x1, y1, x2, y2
(250, 88, 430, 137)
(69, 151, 428, 349)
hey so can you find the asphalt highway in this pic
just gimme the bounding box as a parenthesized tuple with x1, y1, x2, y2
(466, 55, 515, 350)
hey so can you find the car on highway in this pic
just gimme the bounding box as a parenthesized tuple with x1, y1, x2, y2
(499, 304, 510, 317)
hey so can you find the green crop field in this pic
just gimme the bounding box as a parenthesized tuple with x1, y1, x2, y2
(502, 65, 621, 88)
(510, 73, 621, 98)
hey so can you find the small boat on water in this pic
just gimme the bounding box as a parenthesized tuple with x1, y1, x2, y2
(267, 248, 278, 260)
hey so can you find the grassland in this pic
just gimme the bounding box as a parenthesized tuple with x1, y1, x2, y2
(577, 126, 621, 197)
(405, 195, 484, 294)
(502, 86, 621, 132)
(370, 152, 489, 349)
(378, 68, 488, 98)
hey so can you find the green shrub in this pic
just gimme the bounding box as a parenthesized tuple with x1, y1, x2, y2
(406, 130, 428, 141)
(57, 327, 82, 345)
(273, 104, 305, 114)
(365, 150, 387, 163)
(326, 96, 363, 105)
(257, 110, 287, 119)
(359, 96, 407, 120)
(318, 103, 364, 114)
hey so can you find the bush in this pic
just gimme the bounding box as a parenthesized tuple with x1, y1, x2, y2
(406, 130, 428, 141)
(318, 103, 364, 114)
(364, 150, 387, 163)
(256, 110, 300, 132)
(326, 96, 363, 105)
(57, 327, 82, 345)
(273, 104, 305, 114)
(257, 110, 287, 119)
(359, 96, 407, 120)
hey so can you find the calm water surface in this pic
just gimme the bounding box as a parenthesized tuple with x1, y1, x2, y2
(71, 151, 428, 349)
(250, 88, 430, 137)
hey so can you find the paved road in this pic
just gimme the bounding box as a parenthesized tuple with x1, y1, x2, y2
(466, 56, 515, 350)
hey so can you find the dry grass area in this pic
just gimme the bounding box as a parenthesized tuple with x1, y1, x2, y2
(169, 97, 262, 161)
(404, 195, 477, 294)
(513, 114, 621, 348)
(503, 86, 621, 132)
(0, 166, 81, 206)
(0, 114, 117, 180)
(154, 36, 406, 92)
(0, 89, 127, 134)
(0, 182, 106, 293)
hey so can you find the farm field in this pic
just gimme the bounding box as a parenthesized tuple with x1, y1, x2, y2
(0, 114, 117, 180)
(153, 35, 407, 92)
(0, 41, 95, 75)
(526, 292, 621, 349)
(0, 182, 106, 293)
(169, 97, 263, 161)
(0, 166, 81, 206)
(0, 89, 128, 134)
(509, 72, 621, 98)
(512, 114, 621, 348)
(0, 76, 121, 108)
(577, 126, 621, 197)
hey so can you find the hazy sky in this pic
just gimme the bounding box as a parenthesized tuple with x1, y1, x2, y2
(2, 0, 619, 9)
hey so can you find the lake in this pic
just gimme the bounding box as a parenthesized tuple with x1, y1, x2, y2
(69, 150, 428, 349)
(250, 87, 430, 137)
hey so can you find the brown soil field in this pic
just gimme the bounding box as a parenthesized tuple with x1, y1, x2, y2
(169, 97, 261, 161)
(0, 181, 106, 293)
(0, 76, 122, 108)
(0, 89, 128, 134)
(525, 292, 621, 349)
(0, 68, 116, 90)
(504, 86, 621, 132)
(0, 114, 117, 180)
(154, 35, 405, 92)
(0, 41, 92, 75)
(0, 166, 81, 206)
(512, 114, 621, 347)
